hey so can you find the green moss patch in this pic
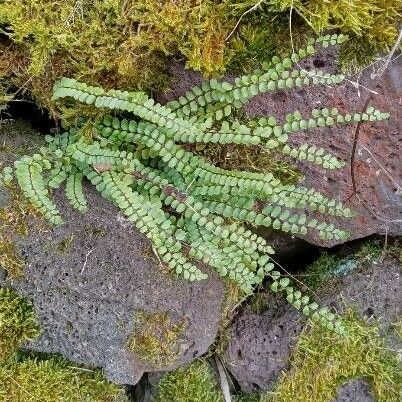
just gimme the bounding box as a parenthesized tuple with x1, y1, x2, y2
(0, 355, 125, 402)
(127, 310, 187, 368)
(0, 288, 40, 362)
(265, 312, 401, 402)
(0, 0, 261, 111)
(156, 359, 223, 402)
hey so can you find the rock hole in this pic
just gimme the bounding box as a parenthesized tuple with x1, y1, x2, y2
(1, 96, 56, 134)
(313, 59, 326, 68)
(364, 307, 374, 317)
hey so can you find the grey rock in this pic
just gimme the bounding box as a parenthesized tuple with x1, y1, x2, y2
(0, 122, 225, 385)
(332, 379, 375, 402)
(224, 256, 401, 392)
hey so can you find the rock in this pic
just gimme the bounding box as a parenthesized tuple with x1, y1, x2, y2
(157, 52, 402, 247)
(332, 379, 375, 402)
(224, 296, 301, 393)
(0, 121, 225, 385)
(224, 254, 401, 392)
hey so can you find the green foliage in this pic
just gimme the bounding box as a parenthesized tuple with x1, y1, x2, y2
(156, 360, 223, 402)
(3, 36, 392, 335)
(0, 354, 125, 402)
(0, 288, 40, 362)
(264, 311, 402, 402)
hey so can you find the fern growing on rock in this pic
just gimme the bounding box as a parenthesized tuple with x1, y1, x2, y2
(2, 34, 390, 335)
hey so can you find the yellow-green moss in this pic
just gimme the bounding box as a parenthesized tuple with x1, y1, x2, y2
(55, 233, 75, 254)
(194, 144, 303, 186)
(0, 0, 259, 112)
(0, 355, 125, 402)
(0, 288, 40, 362)
(126, 310, 187, 368)
(155, 359, 223, 402)
(0, 185, 43, 278)
(264, 311, 401, 402)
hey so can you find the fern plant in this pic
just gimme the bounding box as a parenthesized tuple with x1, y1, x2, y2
(2, 34, 390, 335)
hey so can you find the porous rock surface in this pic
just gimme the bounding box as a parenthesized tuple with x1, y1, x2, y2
(0, 123, 225, 385)
(224, 255, 401, 392)
(158, 52, 402, 247)
(332, 379, 375, 402)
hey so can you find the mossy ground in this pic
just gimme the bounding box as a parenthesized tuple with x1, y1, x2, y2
(127, 310, 187, 368)
(155, 359, 223, 402)
(0, 288, 40, 362)
(0, 354, 125, 402)
(264, 311, 401, 402)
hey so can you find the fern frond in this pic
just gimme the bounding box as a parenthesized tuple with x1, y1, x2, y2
(14, 155, 63, 225)
(65, 172, 87, 212)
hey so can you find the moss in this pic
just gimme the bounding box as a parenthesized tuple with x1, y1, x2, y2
(1, 0, 400, 113)
(233, 394, 262, 402)
(266, 0, 401, 72)
(301, 252, 344, 289)
(84, 225, 107, 238)
(126, 310, 187, 368)
(0, 184, 44, 278)
(0, 288, 40, 362)
(302, 239, 401, 290)
(155, 359, 223, 402)
(0, 0, 265, 112)
(55, 233, 75, 254)
(264, 311, 401, 402)
(193, 144, 303, 186)
(0, 354, 125, 402)
(0, 288, 126, 400)
(248, 291, 270, 315)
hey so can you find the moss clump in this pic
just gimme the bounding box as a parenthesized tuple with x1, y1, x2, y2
(265, 312, 401, 402)
(267, 0, 402, 72)
(0, 288, 40, 362)
(0, 355, 125, 402)
(233, 394, 262, 402)
(156, 359, 223, 402)
(127, 310, 187, 368)
(0, 0, 264, 111)
(55, 233, 75, 254)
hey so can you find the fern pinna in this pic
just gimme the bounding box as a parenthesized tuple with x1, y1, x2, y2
(2, 34, 389, 335)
